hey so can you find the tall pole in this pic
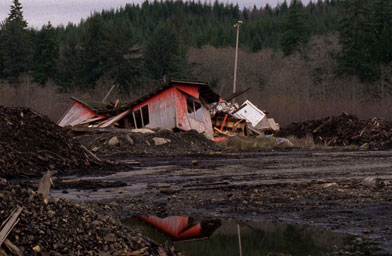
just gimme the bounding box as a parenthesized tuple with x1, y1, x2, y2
(232, 21, 242, 104)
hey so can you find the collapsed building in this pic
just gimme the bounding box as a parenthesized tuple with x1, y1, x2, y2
(58, 79, 278, 139)
(58, 80, 219, 137)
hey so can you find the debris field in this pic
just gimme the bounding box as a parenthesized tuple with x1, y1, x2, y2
(74, 128, 220, 157)
(2, 104, 392, 255)
(278, 113, 392, 148)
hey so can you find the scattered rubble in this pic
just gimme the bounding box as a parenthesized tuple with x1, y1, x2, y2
(0, 182, 180, 255)
(0, 106, 98, 179)
(278, 113, 392, 148)
(74, 129, 221, 156)
(210, 98, 279, 137)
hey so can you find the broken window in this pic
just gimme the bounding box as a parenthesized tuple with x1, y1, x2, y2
(187, 97, 204, 121)
(142, 105, 149, 126)
(130, 105, 150, 129)
(187, 98, 194, 114)
(134, 109, 142, 128)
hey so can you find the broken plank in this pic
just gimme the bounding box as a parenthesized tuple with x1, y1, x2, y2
(80, 145, 101, 162)
(37, 171, 53, 200)
(0, 207, 23, 246)
(0, 248, 8, 256)
(71, 127, 133, 134)
(4, 239, 23, 256)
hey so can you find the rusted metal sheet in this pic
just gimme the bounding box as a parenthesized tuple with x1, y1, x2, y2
(57, 102, 105, 127)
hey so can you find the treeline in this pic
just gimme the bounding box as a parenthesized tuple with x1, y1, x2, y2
(0, 0, 391, 94)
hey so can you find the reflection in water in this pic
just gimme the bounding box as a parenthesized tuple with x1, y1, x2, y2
(137, 216, 221, 240)
(123, 217, 369, 256)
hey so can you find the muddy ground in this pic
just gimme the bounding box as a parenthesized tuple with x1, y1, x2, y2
(49, 149, 392, 255)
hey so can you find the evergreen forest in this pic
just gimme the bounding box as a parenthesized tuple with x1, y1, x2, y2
(0, 0, 391, 123)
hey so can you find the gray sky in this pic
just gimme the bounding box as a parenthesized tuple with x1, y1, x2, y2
(0, 0, 310, 28)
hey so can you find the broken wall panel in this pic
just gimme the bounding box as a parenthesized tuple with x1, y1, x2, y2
(58, 102, 105, 127)
(175, 87, 213, 136)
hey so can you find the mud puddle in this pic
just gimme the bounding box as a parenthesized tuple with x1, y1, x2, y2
(123, 216, 379, 256)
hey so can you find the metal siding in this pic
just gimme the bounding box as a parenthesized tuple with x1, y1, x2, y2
(58, 102, 103, 127)
(173, 84, 200, 99)
(129, 86, 213, 135)
(175, 89, 213, 136)
(132, 88, 177, 129)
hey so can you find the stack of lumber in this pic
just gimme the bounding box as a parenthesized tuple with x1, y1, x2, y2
(278, 113, 392, 148)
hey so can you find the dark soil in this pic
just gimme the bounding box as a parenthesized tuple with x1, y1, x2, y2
(0, 106, 99, 179)
(76, 129, 221, 157)
(278, 113, 392, 148)
(0, 182, 181, 255)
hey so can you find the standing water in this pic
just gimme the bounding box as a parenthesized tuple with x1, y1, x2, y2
(123, 216, 376, 256)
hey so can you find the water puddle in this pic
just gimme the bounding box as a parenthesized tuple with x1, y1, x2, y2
(124, 216, 376, 256)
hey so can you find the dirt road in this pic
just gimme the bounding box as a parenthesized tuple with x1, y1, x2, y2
(52, 149, 392, 254)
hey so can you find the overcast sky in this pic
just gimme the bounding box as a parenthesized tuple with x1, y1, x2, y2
(0, 0, 310, 28)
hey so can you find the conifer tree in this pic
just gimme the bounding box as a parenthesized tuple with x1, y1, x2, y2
(32, 22, 59, 84)
(372, 0, 392, 65)
(144, 22, 187, 80)
(7, 0, 27, 27)
(337, 0, 375, 81)
(58, 28, 84, 88)
(80, 15, 105, 87)
(280, 0, 309, 56)
(0, 0, 32, 82)
(97, 18, 143, 90)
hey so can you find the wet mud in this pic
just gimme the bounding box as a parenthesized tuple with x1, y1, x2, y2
(51, 149, 392, 255)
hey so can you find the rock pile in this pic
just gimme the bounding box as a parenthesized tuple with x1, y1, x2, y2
(0, 183, 180, 256)
(76, 129, 220, 156)
(0, 106, 97, 179)
(278, 113, 392, 148)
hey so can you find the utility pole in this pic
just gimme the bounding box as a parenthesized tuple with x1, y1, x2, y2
(232, 20, 242, 104)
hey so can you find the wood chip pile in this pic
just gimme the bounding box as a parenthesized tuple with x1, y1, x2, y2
(0, 106, 96, 179)
(278, 113, 392, 148)
(0, 183, 179, 255)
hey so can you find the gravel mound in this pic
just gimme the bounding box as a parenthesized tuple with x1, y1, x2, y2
(0, 183, 179, 256)
(278, 113, 392, 148)
(76, 129, 221, 156)
(0, 106, 96, 179)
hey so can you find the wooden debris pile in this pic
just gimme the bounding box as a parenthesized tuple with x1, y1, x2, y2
(278, 113, 392, 148)
(0, 106, 98, 179)
(0, 183, 180, 255)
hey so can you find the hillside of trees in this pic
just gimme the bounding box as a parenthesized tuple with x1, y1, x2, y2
(0, 0, 391, 124)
